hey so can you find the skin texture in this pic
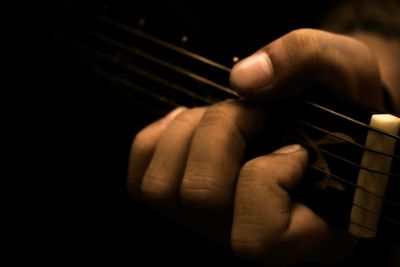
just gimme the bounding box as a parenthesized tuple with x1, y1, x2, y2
(126, 25, 400, 266)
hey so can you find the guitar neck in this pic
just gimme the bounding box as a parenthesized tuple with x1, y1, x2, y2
(288, 100, 400, 243)
(10, 0, 400, 248)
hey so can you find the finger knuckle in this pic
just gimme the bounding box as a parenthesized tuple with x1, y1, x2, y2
(180, 186, 213, 209)
(287, 156, 306, 178)
(200, 102, 236, 130)
(170, 108, 201, 129)
(131, 130, 151, 156)
(140, 171, 176, 203)
(240, 159, 266, 178)
(231, 224, 268, 261)
(286, 28, 325, 64)
(180, 174, 226, 210)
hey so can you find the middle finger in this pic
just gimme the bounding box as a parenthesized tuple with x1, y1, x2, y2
(180, 100, 267, 211)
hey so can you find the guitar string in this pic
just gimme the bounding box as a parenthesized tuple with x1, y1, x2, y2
(53, 22, 235, 99)
(92, 32, 236, 96)
(58, 33, 215, 104)
(63, 0, 400, 142)
(55, 46, 212, 116)
(11, 0, 218, 105)
(24, 1, 400, 236)
(12, 0, 187, 116)
(348, 221, 378, 232)
(320, 147, 400, 178)
(59, 0, 400, 237)
(30, 0, 230, 106)
(15, 0, 400, 142)
(314, 181, 400, 226)
(15, 1, 400, 230)
(80, 23, 400, 141)
(59, 31, 400, 177)
(62, 33, 400, 166)
(288, 134, 399, 178)
(289, 137, 400, 210)
(95, 12, 232, 72)
(56, 49, 183, 109)
(304, 101, 400, 141)
(309, 165, 400, 209)
(295, 120, 400, 160)
(62, 45, 400, 216)
(60, 38, 400, 229)
(62, 34, 400, 178)
(14, 0, 231, 73)
(58, 18, 400, 147)
(64, 37, 400, 184)
(310, 166, 400, 227)
(295, 177, 397, 232)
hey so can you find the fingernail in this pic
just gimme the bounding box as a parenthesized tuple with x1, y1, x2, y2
(273, 144, 303, 154)
(230, 52, 273, 92)
(162, 106, 187, 122)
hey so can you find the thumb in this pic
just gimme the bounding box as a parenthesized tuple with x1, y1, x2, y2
(230, 29, 384, 109)
(232, 144, 357, 265)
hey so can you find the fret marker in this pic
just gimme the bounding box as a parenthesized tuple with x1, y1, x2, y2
(181, 36, 189, 43)
(350, 114, 400, 238)
(233, 56, 239, 63)
(138, 18, 146, 26)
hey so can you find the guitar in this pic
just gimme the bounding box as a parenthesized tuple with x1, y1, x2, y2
(8, 1, 399, 265)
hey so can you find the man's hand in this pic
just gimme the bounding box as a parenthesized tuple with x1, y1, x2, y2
(127, 28, 388, 266)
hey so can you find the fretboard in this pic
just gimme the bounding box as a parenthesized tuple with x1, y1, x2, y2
(11, 0, 400, 244)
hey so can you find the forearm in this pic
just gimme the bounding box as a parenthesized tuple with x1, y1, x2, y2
(321, 0, 400, 114)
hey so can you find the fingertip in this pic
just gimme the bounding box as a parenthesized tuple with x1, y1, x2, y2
(230, 52, 274, 97)
(270, 144, 309, 189)
(272, 144, 304, 155)
(127, 107, 187, 199)
(161, 106, 188, 123)
(273, 144, 308, 162)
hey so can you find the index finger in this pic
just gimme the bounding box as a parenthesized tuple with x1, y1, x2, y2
(179, 100, 268, 211)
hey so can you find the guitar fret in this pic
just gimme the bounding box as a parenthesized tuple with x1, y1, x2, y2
(350, 115, 400, 238)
